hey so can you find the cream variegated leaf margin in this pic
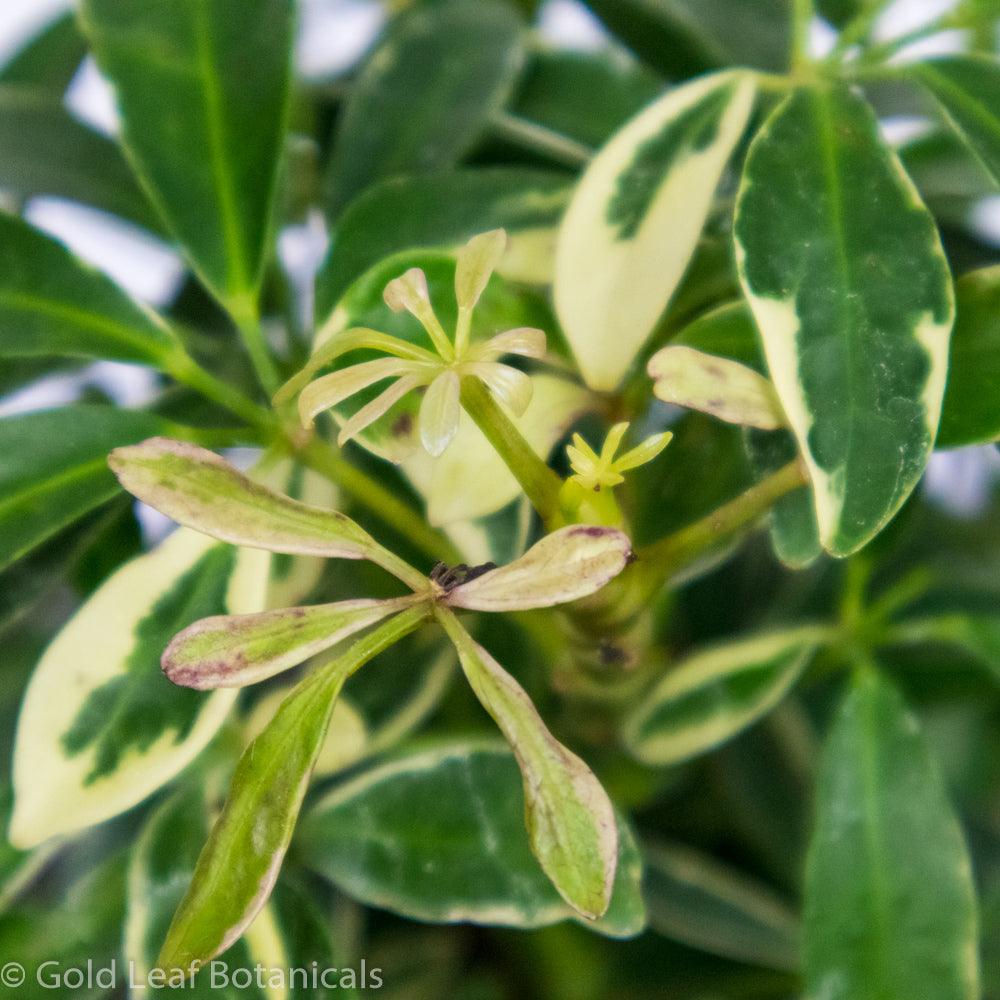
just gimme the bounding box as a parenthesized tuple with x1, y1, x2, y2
(734, 85, 954, 556)
(555, 70, 757, 391)
(623, 626, 827, 766)
(9, 528, 269, 849)
(109, 437, 425, 589)
(648, 345, 786, 430)
(157, 606, 430, 973)
(163, 595, 425, 690)
(445, 525, 632, 612)
(403, 374, 591, 526)
(436, 607, 618, 920)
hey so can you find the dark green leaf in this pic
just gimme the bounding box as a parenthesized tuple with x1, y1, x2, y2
(297, 740, 646, 937)
(325, 0, 525, 216)
(80, 0, 295, 313)
(0, 12, 86, 90)
(317, 168, 570, 323)
(512, 48, 663, 150)
(0, 85, 161, 231)
(0, 406, 179, 571)
(804, 668, 979, 1000)
(938, 265, 1000, 447)
(735, 84, 953, 555)
(582, 0, 791, 77)
(0, 853, 127, 1000)
(0, 212, 176, 364)
(911, 55, 1000, 188)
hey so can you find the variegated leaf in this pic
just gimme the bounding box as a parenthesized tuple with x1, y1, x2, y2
(436, 609, 618, 920)
(735, 85, 954, 556)
(555, 70, 756, 390)
(297, 740, 645, 937)
(157, 606, 430, 973)
(109, 438, 423, 588)
(445, 524, 632, 611)
(670, 300, 820, 566)
(163, 596, 423, 690)
(9, 528, 268, 849)
(623, 627, 825, 766)
(647, 344, 785, 429)
(127, 787, 347, 997)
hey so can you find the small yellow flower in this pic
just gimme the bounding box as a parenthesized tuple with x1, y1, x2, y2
(560, 422, 671, 524)
(566, 422, 672, 492)
(282, 230, 546, 458)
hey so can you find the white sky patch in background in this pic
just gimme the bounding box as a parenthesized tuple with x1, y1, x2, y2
(25, 199, 185, 306)
(538, 0, 607, 49)
(66, 56, 119, 135)
(297, 0, 385, 79)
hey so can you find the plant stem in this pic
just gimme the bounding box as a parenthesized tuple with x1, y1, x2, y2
(490, 110, 592, 169)
(166, 350, 279, 433)
(459, 376, 565, 530)
(298, 437, 460, 566)
(637, 458, 809, 592)
(167, 348, 460, 567)
(791, 0, 816, 72)
(233, 308, 282, 397)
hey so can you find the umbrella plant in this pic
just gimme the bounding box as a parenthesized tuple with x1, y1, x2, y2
(2, 0, 1000, 997)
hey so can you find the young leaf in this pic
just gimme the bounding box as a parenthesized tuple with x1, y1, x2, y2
(315, 169, 571, 322)
(8, 528, 269, 849)
(297, 740, 645, 937)
(647, 344, 786, 430)
(445, 525, 632, 611)
(324, 0, 525, 215)
(804, 668, 980, 1000)
(735, 85, 954, 556)
(164, 595, 424, 690)
(623, 627, 824, 766)
(0, 213, 175, 365)
(108, 438, 416, 583)
(938, 265, 1000, 447)
(0, 407, 180, 572)
(436, 608, 618, 920)
(128, 788, 352, 999)
(670, 302, 821, 566)
(156, 606, 429, 974)
(79, 0, 294, 313)
(555, 70, 756, 390)
(644, 841, 800, 972)
(910, 55, 1000, 187)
